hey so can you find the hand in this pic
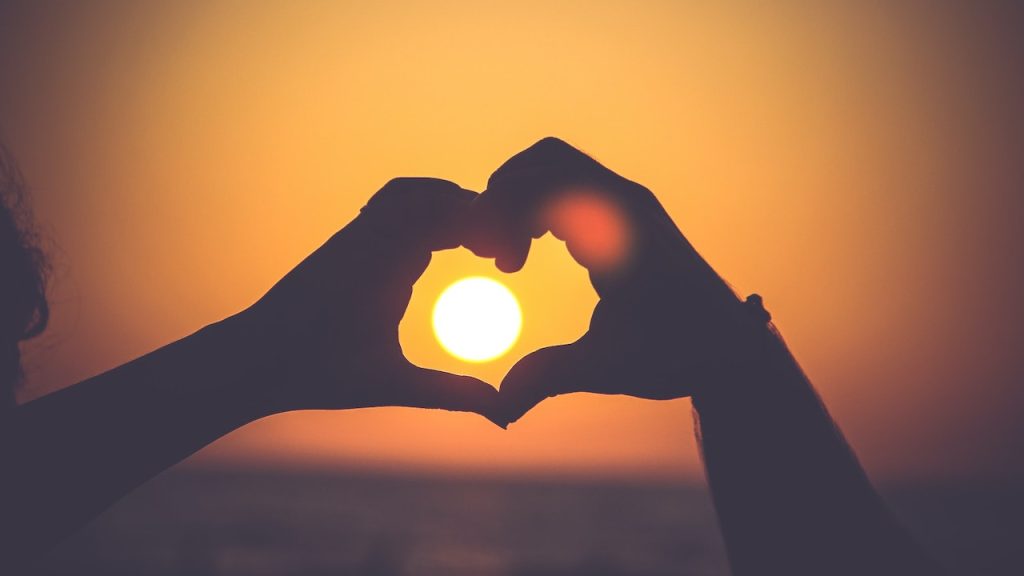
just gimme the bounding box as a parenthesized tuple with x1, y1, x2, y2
(466, 138, 751, 423)
(236, 178, 502, 425)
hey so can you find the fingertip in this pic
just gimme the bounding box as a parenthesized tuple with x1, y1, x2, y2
(496, 343, 591, 423)
(502, 406, 531, 426)
(495, 368, 544, 424)
(494, 235, 531, 273)
(407, 368, 502, 418)
(459, 376, 512, 427)
(495, 251, 526, 273)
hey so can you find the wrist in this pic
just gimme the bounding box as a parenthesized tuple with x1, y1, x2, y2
(690, 295, 783, 408)
(204, 311, 285, 422)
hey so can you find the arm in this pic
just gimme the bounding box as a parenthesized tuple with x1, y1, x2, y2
(470, 137, 938, 575)
(0, 178, 500, 570)
(692, 320, 939, 575)
(0, 316, 267, 567)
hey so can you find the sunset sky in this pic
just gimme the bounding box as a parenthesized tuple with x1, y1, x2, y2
(1, 0, 1021, 482)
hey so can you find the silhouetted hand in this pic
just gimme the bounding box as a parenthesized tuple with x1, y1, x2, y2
(467, 138, 751, 423)
(237, 178, 502, 424)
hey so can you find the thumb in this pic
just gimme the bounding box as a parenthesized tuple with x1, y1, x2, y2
(400, 366, 506, 428)
(497, 342, 593, 425)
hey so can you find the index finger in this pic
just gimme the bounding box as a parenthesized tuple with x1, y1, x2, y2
(357, 177, 479, 253)
(465, 138, 675, 293)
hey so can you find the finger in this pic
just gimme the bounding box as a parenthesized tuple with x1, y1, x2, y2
(398, 366, 507, 428)
(465, 138, 669, 293)
(496, 342, 594, 424)
(495, 234, 532, 273)
(465, 138, 608, 266)
(463, 185, 534, 267)
(357, 177, 478, 253)
(487, 137, 614, 192)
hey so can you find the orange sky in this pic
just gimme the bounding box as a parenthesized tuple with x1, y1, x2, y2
(1, 1, 1022, 482)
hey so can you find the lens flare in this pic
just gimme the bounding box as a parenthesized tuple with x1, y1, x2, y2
(542, 189, 631, 271)
(432, 276, 522, 362)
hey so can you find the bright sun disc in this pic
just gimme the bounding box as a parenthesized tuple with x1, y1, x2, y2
(432, 277, 522, 362)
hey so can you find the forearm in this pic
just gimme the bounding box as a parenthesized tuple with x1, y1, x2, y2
(692, 324, 937, 575)
(0, 315, 270, 568)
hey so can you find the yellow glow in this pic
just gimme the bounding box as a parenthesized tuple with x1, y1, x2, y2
(432, 277, 522, 363)
(5, 1, 991, 481)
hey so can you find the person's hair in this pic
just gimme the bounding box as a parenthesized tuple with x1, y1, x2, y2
(0, 148, 49, 412)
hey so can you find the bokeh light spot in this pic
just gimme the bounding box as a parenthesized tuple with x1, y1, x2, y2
(542, 189, 631, 271)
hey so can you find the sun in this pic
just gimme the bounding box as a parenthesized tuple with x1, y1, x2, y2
(432, 276, 522, 363)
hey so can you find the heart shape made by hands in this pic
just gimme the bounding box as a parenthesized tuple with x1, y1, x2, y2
(420, 138, 750, 425)
(398, 230, 598, 394)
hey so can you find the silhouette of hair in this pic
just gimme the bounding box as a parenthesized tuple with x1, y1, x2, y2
(0, 147, 49, 412)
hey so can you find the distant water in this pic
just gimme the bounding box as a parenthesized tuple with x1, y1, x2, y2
(29, 469, 1021, 576)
